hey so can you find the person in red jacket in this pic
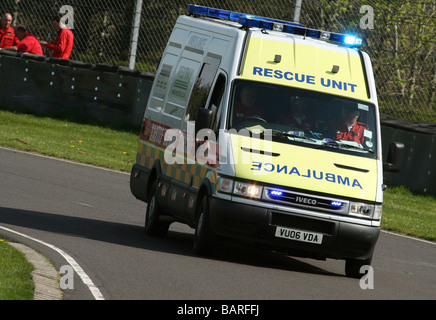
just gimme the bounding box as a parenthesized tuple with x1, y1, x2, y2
(331, 106, 369, 145)
(4, 25, 43, 55)
(40, 16, 74, 59)
(0, 13, 19, 49)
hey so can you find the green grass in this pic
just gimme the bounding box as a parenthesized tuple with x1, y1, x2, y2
(382, 186, 436, 241)
(0, 108, 435, 299)
(0, 240, 35, 300)
(0, 109, 138, 172)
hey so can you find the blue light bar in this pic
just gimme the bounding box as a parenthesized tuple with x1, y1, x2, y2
(239, 17, 274, 30)
(188, 4, 246, 22)
(188, 4, 208, 15)
(187, 4, 363, 47)
(344, 35, 363, 46)
(187, 4, 303, 27)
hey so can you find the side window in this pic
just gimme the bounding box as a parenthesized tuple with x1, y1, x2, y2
(208, 73, 226, 132)
(162, 58, 200, 129)
(185, 55, 220, 122)
(145, 53, 178, 123)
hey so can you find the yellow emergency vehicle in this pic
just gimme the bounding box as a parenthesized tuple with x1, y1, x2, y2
(130, 5, 403, 277)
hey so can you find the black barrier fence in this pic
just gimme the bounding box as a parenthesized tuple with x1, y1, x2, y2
(382, 123, 436, 195)
(0, 50, 153, 128)
(1, 51, 436, 196)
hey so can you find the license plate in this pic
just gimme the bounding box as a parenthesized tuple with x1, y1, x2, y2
(275, 226, 323, 244)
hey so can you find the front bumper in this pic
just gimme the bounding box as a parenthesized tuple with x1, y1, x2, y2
(208, 196, 380, 261)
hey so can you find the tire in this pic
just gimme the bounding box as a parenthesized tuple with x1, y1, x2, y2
(145, 181, 170, 237)
(345, 258, 372, 278)
(193, 196, 215, 255)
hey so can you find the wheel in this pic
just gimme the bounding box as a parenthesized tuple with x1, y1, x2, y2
(145, 181, 170, 237)
(193, 196, 215, 255)
(345, 258, 372, 278)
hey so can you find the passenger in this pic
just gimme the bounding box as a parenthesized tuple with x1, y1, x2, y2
(4, 25, 43, 55)
(233, 86, 265, 123)
(280, 96, 314, 130)
(331, 105, 369, 144)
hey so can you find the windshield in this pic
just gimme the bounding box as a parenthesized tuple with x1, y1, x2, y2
(228, 80, 377, 159)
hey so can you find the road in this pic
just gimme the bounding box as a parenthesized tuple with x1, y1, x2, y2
(0, 147, 435, 301)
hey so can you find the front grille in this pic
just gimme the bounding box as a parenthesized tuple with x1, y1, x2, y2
(271, 212, 336, 235)
(263, 187, 348, 214)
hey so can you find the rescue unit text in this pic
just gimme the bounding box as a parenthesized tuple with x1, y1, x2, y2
(252, 67, 358, 93)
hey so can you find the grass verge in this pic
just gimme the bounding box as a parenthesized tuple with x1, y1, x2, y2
(0, 239, 35, 300)
(0, 109, 138, 172)
(382, 186, 436, 241)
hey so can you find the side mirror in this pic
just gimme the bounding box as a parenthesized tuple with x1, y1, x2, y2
(195, 108, 213, 137)
(384, 141, 404, 172)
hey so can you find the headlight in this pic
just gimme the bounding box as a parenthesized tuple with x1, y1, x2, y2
(217, 177, 262, 199)
(234, 181, 262, 199)
(349, 202, 377, 219)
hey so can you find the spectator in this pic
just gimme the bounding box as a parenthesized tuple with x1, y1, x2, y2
(4, 25, 43, 55)
(0, 13, 19, 49)
(40, 16, 74, 59)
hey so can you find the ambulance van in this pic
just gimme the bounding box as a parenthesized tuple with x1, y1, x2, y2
(130, 5, 403, 277)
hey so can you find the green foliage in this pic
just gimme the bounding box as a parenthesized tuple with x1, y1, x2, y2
(310, 0, 435, 122)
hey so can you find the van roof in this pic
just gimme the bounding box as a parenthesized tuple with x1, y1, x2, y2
(185, 5, 370, 102)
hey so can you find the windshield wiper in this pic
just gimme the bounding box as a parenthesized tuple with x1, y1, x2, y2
(269, 130, 317, 142)
(340, 143, 374, 153)
(318, 138, 374, 153)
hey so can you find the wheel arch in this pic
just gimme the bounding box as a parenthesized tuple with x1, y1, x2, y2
(195, 178, 213, 223)
(147, 159, 162, 202)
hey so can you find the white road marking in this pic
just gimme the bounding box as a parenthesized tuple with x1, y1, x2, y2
(75, 202, 94, 208)
(0, 225, 105, 300)
(0, 146, 129, 175)
(381, 230, 436, 246)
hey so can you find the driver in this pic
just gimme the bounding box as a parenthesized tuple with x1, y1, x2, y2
(233, 86, 265, 123)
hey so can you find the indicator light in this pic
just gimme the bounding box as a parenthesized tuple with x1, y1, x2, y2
(269, 190, 283, 198)
(331, 201, 343, 208)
